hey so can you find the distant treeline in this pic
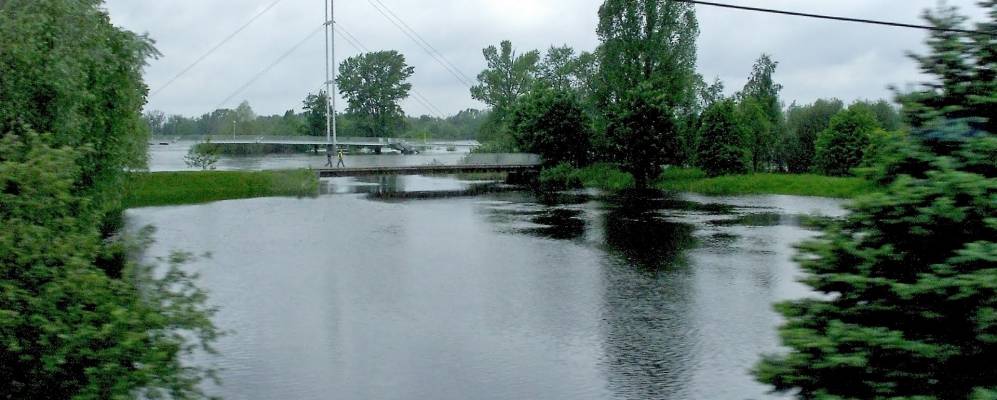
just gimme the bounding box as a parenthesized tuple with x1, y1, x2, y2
(143, 100, 489, 141)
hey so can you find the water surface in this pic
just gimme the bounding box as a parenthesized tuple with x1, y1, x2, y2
(128, 174, 846, 400)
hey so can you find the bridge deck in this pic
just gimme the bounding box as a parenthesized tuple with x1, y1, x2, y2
(194, 135, 479, 148)
(316, 164, 539, 177)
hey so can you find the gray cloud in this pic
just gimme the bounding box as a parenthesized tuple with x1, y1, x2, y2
(102, 0, 987, 117)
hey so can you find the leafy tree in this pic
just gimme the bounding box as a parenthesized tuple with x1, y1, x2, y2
(738, 97, 775, 172)
(233, 100, 256, 135)
(699, 77, 726, 109)
(301, 91, 331, 137)
(605, 85, 681, 188)
(509, 88, 591, 166)
(470, 40, 541, 142)
(853, 99, 903, 131)
(536, 46, 600, 98)
(757, 129, 997, 400)
(0, 0, 154, 208)
(782, 98, 845, 173)
(184, 140, 220, 170)
(401, 108, 490, 141)
(337, 50, 415, 137)
(595, 0, 699, 113)
(696, 99, 748, 176)
(537, 45, 578, 92)
(738, 54, 783, 171)
(756, 2, 997, 398)
(595, 0, 699, 169)
(814, 106, 878, 176)
(143, 110, 167, 137)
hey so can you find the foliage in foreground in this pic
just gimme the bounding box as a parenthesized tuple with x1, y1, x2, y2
(756, 3, 997, 398)
(1, 134, 220, 399)
(1, 1, 221, 397)
(124, 170, 320, 208)
(755, 134, 996, 399)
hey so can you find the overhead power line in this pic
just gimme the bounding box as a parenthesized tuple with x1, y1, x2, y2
(215, 24, 324, 110)
(370, 0, 475, 85)
(151, 0, 287, 98)
(334, 22, 449, 119)
(367, 0, 475, 88)
(672, 0, 997, 37)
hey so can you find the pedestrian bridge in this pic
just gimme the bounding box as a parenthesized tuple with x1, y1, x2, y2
(316, 163, 540, 178)
(195, 135, 479, 154)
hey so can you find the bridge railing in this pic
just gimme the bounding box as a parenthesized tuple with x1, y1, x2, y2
(197, 135, 411, 144)
(193, 135, 480, 147)
(456, 153, 542, 166)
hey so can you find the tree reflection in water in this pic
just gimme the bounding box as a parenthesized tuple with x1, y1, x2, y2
(600, 191, 701, 399)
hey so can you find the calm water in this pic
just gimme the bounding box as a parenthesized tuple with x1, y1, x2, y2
(148, 141, 536, 172)
(127, 146, 848, 399)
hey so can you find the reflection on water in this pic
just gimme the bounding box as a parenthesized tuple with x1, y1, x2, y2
(127, 175, 845, 400)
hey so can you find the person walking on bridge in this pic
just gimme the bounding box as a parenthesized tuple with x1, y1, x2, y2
(324, 147, 333, 167)
(336, 148, 346, 168)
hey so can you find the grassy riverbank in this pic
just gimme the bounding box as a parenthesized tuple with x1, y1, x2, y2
(658, 168, 875, 198)
(540, 163, 636, 191)
(124, 169, 320, 208)
(542, 164, 874, 198)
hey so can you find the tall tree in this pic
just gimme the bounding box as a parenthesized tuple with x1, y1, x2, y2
(301, 91, 331, 137)
(699, 77, 725, 110)
(535, 46, 600, 98)
(738, 98, 775, 172)
(606, 85, 682, 188)
(537, 45, 577, 92)
(813, 105, 878, 176)
(509, 88, 592, 166)
(814, 106, 879, 176)
(337, 50, 414, 137)
(596, 0, 699, 175)
(595, 0, 699, 113)
(756, 3, 997, 398)
(782, 98, 845, 173)
(470, 40, 541, 142)
(738, 54, 783, 171)
(853, 99, 903, 131)
(0, 0, 155, 203)
(143, 110, 167, 137)
(696, 98, 748, 176)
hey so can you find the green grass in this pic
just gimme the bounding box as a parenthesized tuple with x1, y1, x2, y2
(124, 169, 319, 208)
(572, 163, 636, 191)
(657, 167, 876, 199)
(540, 162, 635, 191)
(542, 164, 875, 198)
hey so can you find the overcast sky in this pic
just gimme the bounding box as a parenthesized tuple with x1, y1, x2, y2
(102, 0, 988, 118)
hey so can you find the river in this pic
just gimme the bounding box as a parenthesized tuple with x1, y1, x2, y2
(126, 145, 847, 399)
